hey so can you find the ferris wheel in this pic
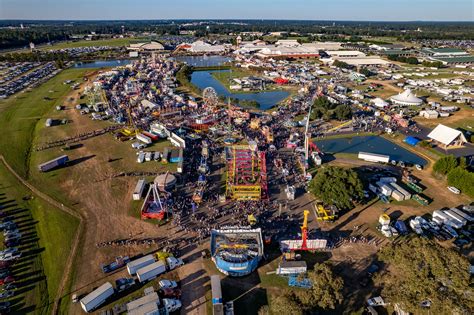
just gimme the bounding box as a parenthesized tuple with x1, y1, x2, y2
(203, 87, 219, 107)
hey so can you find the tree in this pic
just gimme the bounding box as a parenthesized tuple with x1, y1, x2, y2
(447, 167, 474, 198)
(432, 155, 459, 175)
(293, 263, 344, 311)
(333, 60, 352, 69)
(313, 96, 336, 111)
(309, 166, 364, 210)
(333, 104, 352, 120)
(269, 293, 302, 315)
(375, 238, 472, 314)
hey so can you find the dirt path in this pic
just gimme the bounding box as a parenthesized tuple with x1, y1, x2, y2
(0, 155, 84, 314)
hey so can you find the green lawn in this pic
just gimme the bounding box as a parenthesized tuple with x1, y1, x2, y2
(0, 68, 89, 177)
(0, 163, 79, 314)
(39, 38, 141, 50)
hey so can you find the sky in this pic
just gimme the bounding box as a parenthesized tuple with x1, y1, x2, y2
(1, 0, 473, 21)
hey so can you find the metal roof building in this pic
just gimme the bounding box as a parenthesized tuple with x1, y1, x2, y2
(427, 124, 467, 148)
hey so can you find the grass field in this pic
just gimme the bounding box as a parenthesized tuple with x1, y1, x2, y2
(0, 163, 79, 314)
(39, 38, 141, 50)
(0, 68, 90, 177)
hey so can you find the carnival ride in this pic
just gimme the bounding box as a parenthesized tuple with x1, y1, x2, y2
(225, 145, 268, 200)
(203, 87, 219, 107)
(315, 204, 337, 221)
(210, 227, 264, 277)
(140, 183, 169, 220)
(280, 210, 327, 251)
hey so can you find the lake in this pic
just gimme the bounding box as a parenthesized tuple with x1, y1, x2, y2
(173, 55, 232, 67)
(190, 70, 290, 110)
(315, 135, 427, 166)
(73, 60, 132, 68)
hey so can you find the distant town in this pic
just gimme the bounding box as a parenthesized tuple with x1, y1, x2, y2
(0, 18, 473, 315)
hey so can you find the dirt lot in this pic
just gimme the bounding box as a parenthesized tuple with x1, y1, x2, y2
(27, 76, 181, 313)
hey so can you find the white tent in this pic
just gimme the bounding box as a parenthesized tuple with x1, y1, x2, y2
(427, 124, 467, 148)
(390, 89, 423, 106)
(372, 97, 389, 108)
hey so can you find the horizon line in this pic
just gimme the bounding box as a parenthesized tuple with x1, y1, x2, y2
(1, 18, 473, 23)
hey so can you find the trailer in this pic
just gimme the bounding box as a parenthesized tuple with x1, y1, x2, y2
(432, 210, 449, 223)
(136, 261, 166, 283)
(412, 194, 429, 206)
(391, 190, 405, 202)
(136, 133, 152, 145)
(211, 275, 224, 315)
(390, 183, 411, 200)
(450, 208, 473, 223)
(127, 255, 155, 276)
(80, 282, 114, 313)
(169, 149, 182, 163)
(406, 182, 423, 193)
(133, 179, 146, 201)
(379, 184, 393, 197)
(137, 152, 145, 163)
(145, 152, 153, 162)
(162, 148, 170, 163)
(142, 131, 159, 142)
(38, 155, 69, 172)
(358, 152, 390, 163)
(444, 210, 466, 226)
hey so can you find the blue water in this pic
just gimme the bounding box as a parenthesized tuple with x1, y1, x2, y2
(315, 136, 427, 166)
(173, 55, 232, 67)
(191, 70, 290, 110)
(73, 60, 132, 68)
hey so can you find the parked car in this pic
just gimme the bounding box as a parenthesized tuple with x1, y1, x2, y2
(447, 186, 460, 194)
(2, 283, 16, 291)
(0, 252, 21, 262)
(0, 301, 10, 312)
(0, 290, 14, 298)
(0, 276, 14, 286)
(159, 279, 177, 289)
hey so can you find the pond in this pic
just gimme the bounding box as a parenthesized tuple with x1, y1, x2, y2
(73, 60, 132, 68)
(315, 135, 427, 166)
(173, 55, 232, 67)
(190, 70, 290, 110)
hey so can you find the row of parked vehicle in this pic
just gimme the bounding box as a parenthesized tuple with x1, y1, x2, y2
(409, 205, 473, 247)
(0, 62, 41, 85)
(0, 209, 22, 313)
(0, 62, 59, 99)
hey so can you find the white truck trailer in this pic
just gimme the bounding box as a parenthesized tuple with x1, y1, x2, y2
(127, 254, 155, 276)
(358, 152, 390, 163)
(80, 282, 114, 313)
(444, 209, 467, 226)
(136, 261, 166, 283)
(133, 179, 146, 201)
(136, 133, 152, 145)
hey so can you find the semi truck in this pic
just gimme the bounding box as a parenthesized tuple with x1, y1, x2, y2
(38, 155, 69, 172)
(127, 254, 155, 276)
(80, 282, 114, 313)
(136, 261, 166, 283)
(166, 257, 184, 270)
